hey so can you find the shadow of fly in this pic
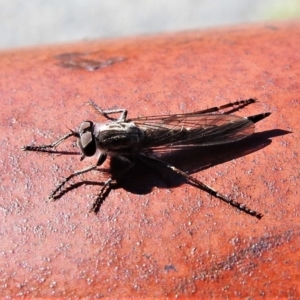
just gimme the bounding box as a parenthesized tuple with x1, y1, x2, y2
(22, 99, 271, 219)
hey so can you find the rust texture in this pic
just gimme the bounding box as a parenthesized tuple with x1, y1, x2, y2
(0, 21, 299, 298)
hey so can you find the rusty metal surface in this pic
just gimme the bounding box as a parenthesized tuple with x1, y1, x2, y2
(0, 22, 299, 298)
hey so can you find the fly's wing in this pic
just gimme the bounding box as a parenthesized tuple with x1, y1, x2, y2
(129, 113, 255, 152)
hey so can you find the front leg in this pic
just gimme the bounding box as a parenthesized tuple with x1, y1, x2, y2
(50, 152, 107, 200)
(22, 131, 78, 152)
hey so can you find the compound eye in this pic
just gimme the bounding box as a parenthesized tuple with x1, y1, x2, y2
(78, 121, 96, 157)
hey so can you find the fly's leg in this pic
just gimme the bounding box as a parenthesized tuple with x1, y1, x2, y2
(192, 98, 257, 115)
(138, 154, 263, 219)
(88, 100, 127, 122)
(49, 165, 97, 200)
(168, 164, 263, 219)
(89, 178, 116, 213)
(50, 153, 107, 200)
(90, 156, 136, 213)
(21, 131, 78, 152)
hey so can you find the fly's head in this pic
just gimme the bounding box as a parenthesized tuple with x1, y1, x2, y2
(77, 121, 97, 159)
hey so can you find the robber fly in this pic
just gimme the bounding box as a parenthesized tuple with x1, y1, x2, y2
(22, 98, 270, 219)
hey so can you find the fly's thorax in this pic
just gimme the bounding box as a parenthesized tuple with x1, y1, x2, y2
(93, 121, 145, 151)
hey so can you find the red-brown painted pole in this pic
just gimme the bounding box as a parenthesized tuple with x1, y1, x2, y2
(0, 22, 299, 298)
